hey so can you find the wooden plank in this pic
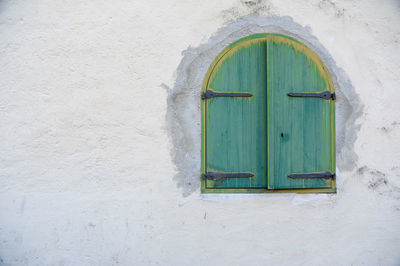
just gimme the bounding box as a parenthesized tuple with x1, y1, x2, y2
(205, 39, 268, 189)
(267, 36, 335, 189)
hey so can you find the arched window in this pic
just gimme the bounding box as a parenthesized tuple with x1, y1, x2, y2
(201, 34, 335, 193)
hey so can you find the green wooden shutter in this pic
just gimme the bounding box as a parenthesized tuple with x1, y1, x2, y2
(267, 36, 335, 190)
(201, 34, 335, 192)
(203, 39, 268, 189)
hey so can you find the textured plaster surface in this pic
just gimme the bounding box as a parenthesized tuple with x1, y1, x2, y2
(1, 0, 400, 265)
(166, 14, 362, 196)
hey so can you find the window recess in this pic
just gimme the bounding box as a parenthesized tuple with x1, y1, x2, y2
(201, 34, 336, 193)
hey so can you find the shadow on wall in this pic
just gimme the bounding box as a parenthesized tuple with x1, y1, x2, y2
(163, 14, 363, 197)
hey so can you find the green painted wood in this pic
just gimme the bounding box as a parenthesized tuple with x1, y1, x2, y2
(267, 38, 333, 189)
(201, 33, 335, 193)
(205, 40, 268, 189)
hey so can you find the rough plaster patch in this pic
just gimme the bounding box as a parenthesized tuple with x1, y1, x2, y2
(318, 0, 346, 18)
(357, 166, 400, 200)
(164, 14, 363, 196)
(222, 0, 276, 21)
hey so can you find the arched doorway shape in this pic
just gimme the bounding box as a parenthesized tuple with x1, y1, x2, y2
(201, 34, 335, 193)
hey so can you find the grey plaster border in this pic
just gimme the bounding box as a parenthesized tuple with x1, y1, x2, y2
(164, 14, 363, 196)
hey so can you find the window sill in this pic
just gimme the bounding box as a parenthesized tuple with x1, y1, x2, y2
(201, 187, 336, 194)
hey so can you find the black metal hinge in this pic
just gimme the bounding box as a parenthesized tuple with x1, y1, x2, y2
(202, 172, 254, 180)
(202, 90, 253, 100)
(288, 171, 336, 179)
(287, 90, 336, 100)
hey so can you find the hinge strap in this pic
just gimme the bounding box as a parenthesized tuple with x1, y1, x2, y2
(288, 171, 336, 179)
(202, 172, 254, 180)
(287, 91, 335, 100)
(202, 90, 253, 99)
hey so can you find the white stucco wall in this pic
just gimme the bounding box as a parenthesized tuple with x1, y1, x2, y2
(0, 0, 399, 265)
